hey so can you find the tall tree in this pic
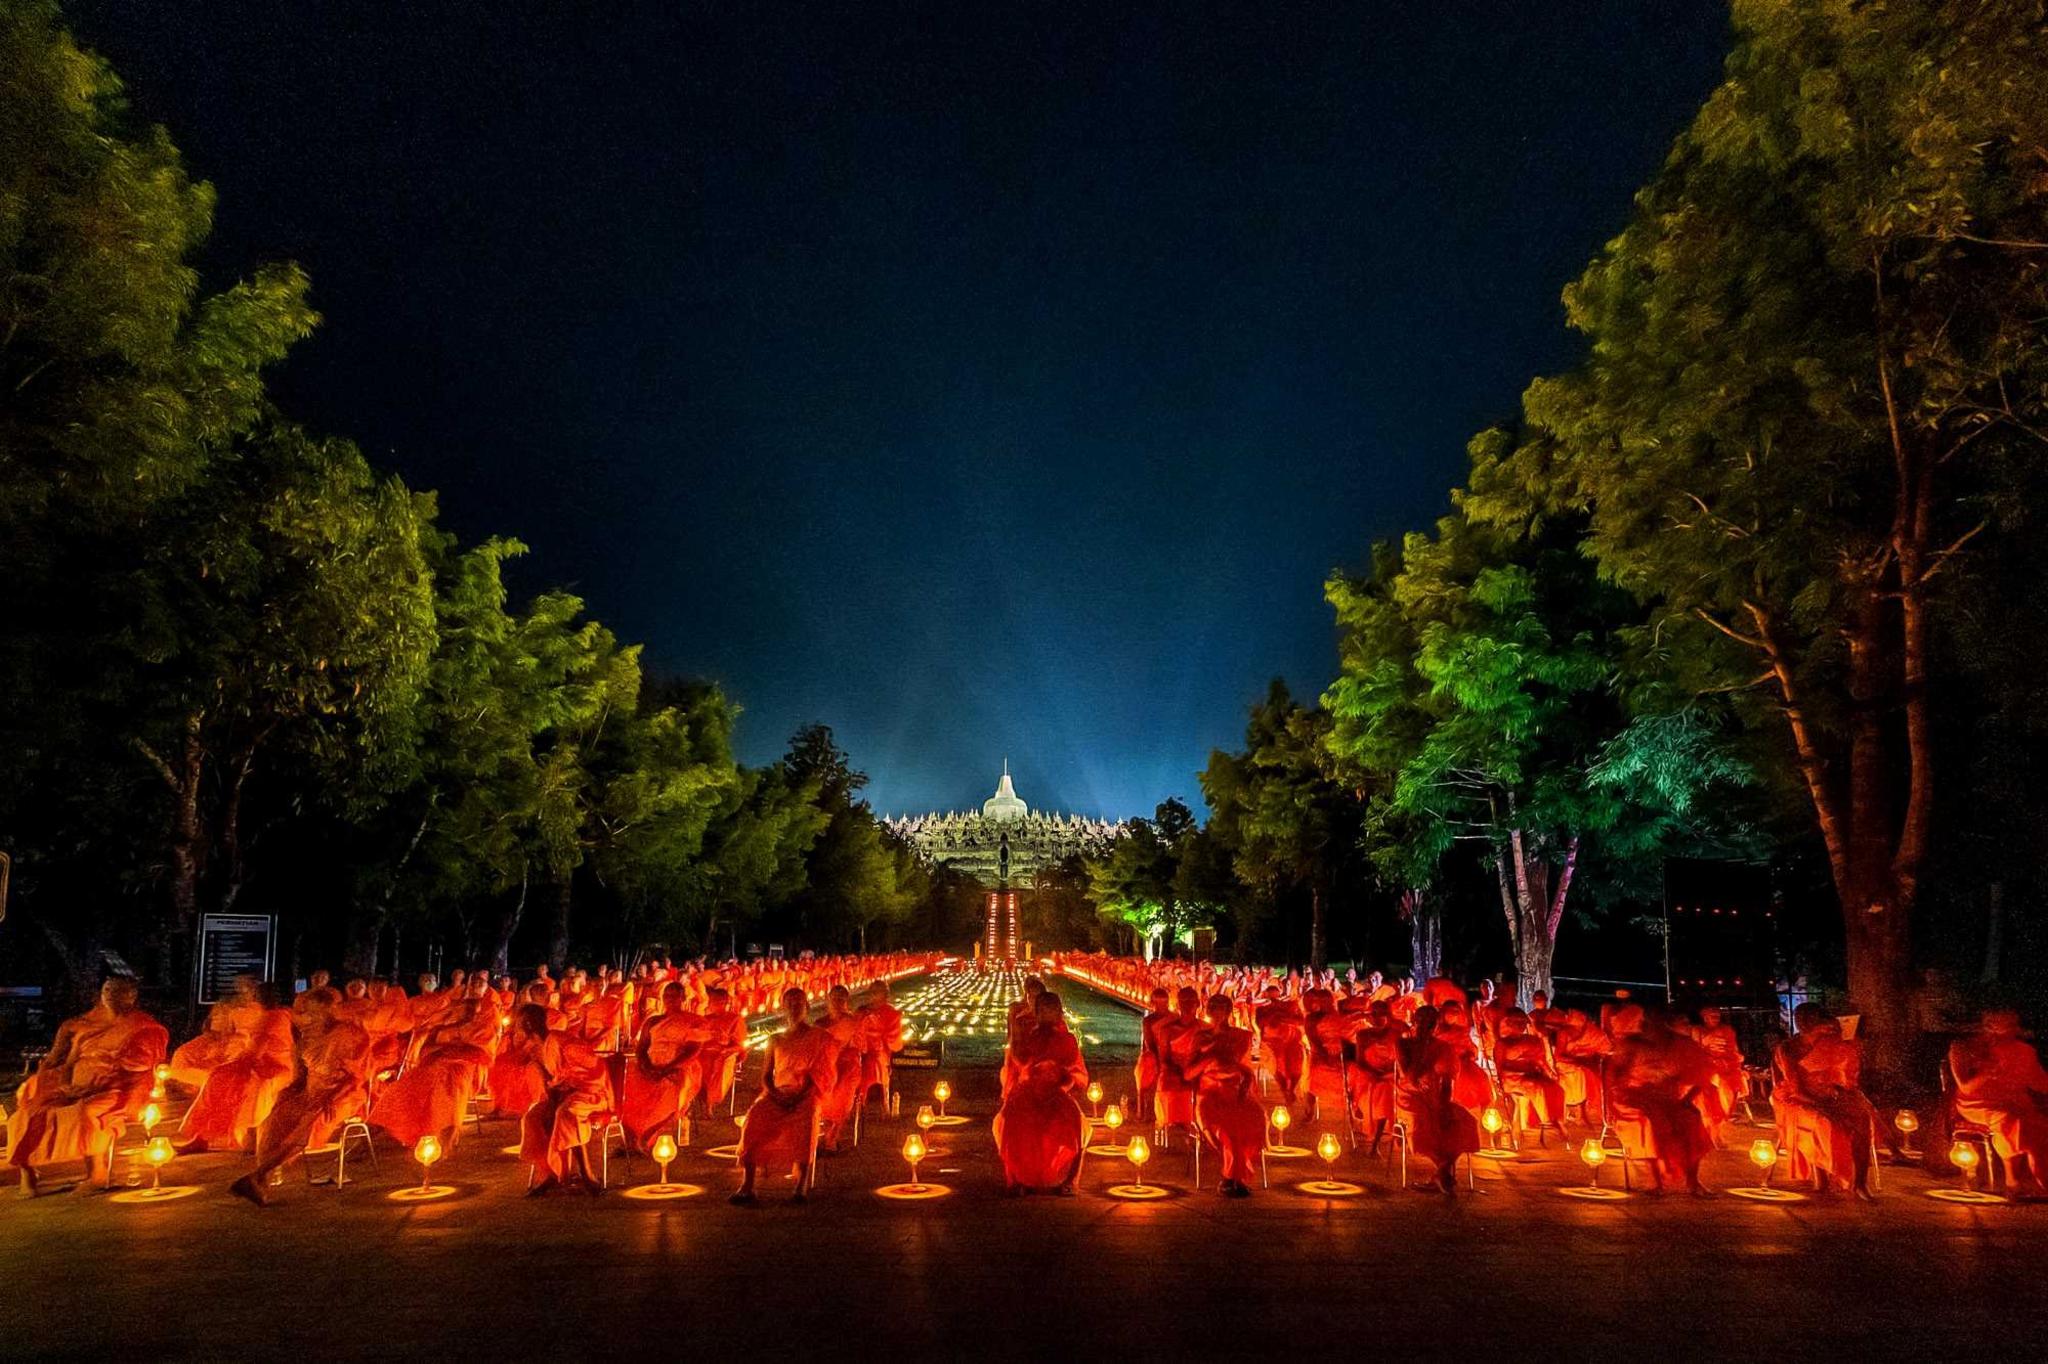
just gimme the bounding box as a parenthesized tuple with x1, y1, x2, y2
(1465, 0, 2048, 1071)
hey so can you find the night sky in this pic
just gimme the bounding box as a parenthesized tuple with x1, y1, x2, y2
(72, 2, 1729, 819)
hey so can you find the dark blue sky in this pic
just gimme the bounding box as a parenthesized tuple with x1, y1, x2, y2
(75, 1, 1729, 820)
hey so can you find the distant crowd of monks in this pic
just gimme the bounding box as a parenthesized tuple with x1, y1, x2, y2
(1054, 953, 2048, 1199)
(11, 949, 2048, 1204)
(8, 953, 933, 1201)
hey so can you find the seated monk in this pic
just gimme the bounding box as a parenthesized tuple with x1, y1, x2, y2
(293, 970, 342, 1021)
(230, 994, 374, 1206)
(816, 985, 865, 1153)
(1154, 988, 1204, 1134)
(178, 983, 294, 1154)
(515, 1005, 613, 1196)
(1352, 1004, 1400, 1154)
(487, 982, 553, 1119)
(1134, 987, 1171, 1119)
(1494, 1009, 1566, 1143)
(1948, 1009, 2048, 1195)
(1606, 1006, 1715, 1195)
(1394, 1004, 1479, 1195)
(855, 981, 905, 1107)
(692, 987, 749, 1117)
(1255, 990, 1308, 1106)
(373, 997, 494, 1153)
(1004, 977, 1049, 1098)
(732, 988, 838, 1205)
(10, 978, 167, 1196)
(166, 974, 263, 1092)
(1772, 1003, 1879, 1198)
(1694, 1006, 1747, 1134)
(1188, 992, 1266, 1198)
(994, 991, 1089, 1195)
(1550, 1008, 1609, 1121)
(620, 982, 702, 1150)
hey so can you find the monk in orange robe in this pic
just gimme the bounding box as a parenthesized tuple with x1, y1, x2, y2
(816, 985, 866, 1153)
(294, 969, 342, 1020)
(373, 996, 494, 1152)
(487, 982, 553, 1118)
(10, 979, 167, 1196)
(1134, 987, 1171, 1118)
(167, 975, 263, 1092)
(1772, 1003, 1878, 1197)
(229, 994, 374, 1205)
(994, 990, 1089, 1195)
(1549, 1008, 1608, 1121)
(1188, 993, 1266, 1198)
(731, 988, 837, 1205)
(516, 1004, 614, 1195)
(693, 987, 749, 1116)
(1153, 987, 1203, 1133)
(1302, 988, 1353, 1122)
(1394, 1004, 1479, 1194)
(1495, 1009, 1566, 1142)
(1948, 1009, 2048, 1194)
(855, 981, 905, 1106)
(620, 982, 702, 1150)
(1352, 1003, 1400, 1153)
(178, 984, 295, 1154)
(1255, 990, 1308, 1106)
(1607, 1006, 1716, 1194)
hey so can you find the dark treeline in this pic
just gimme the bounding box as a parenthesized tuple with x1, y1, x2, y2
(0, 2, 970, 1026)
(1069, 1, 2048, 1083)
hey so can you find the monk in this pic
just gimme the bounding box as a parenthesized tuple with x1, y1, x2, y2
(855, 980, 906, 1108)
(1948, 1008, 2048, 1194)
(1693, 1006, 1747, 1137)
(1394, 1004, 1479, 1194)
(1153, 987, 1203, 1133)
(1003, 976, 1049, 1098)
(1134, 987, 1172, 1118)
(1188, 993, 1266, 1198)
(1550, 1008, 1609, 1122)
(373, 995, 494, 1153)
(1254, 989, 1308, 1106)
(167, 974, 264, 1091)
(816, 985, 866, 1153)
(178, 982, 295, 1154)
(731, 987, 837, 1204)
(693, 987, 749, 1116)
(1494, 1009, 1566, 1143)
(620, 982, 703, 1150)
(229, 993, 374, 1206)
(1772, 1003, 1879, 1198)
(10, 978, 168, 1196)
(487, 983, 554, 1118)
(516, 1004, 614, 1196)
(293, 969, 342, 1020)
(994, 990, 1089, 1195)
(1351, 1003, 1400, 1154)
(1606, 1006, 1716, 1194)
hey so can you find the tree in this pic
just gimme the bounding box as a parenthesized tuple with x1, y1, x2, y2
(1202, 682, 1363, 972)
(1465, 0, 2048, 1073)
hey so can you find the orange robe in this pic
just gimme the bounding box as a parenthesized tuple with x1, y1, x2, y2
(694, 1010, 748, 1111)
(856, 1001, 905, 1099)
(619, 1012, 702, 1147)
(1949, 1034, 2048, 1169)
(8, 1007, 167, 1172)
(1135, 1009, 1170, 1115)
(180, 1006, 295, 1147)
(1352, 1025, 1399, 1128)
(1255, 1000, 1308, 1101)
(488, 1031, 547, 1119)
(1772, 1033, 1877, 1186)
(253, 1018, 373, 1168)
(1191, 1024, 1267, 1185)
(737, 1025, 837, 1177)
(1608, 1030, 1716, 1188)
(167, 999, 260, 1090)
(374, 1030, 491, 1147)
(1154, 1016, 1201, 1127)
(994, 1024, 1088, 1190)
(1496, 1035, 1565, 1127)
(1696, 1022, 1747, 1126)
(1305, 1007, 1356, 1117)
(518, 1032, 613, 1182)
(1395, 1034, 1481, 1168)
(816, 1014, 865, 1150)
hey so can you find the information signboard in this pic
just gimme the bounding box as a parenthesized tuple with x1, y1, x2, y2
(196, 913, 276, 1005)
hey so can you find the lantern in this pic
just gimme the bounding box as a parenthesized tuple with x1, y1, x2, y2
(1894, 1109, 1920, 1136)
(934, 1080, 952, 1118)
(1270, 1105, 1292, 1135)
(1481, 1105, 1505, 1150)
(140, 1102, 162, 1135)
(916, 1104, 936, 1136)
(144, 1135, 175, 1190)
(651, 1134, 678, 1186)
(1103, 1103, 1125, 1134)
(1126, 1134, 1152, 1191)
(902, 1133, 927, 1191)
(413, 1134, 443, 1190)
(1950, 1138, 1982, 1182)
(1086, 1081, 1104, 1117)
(1316, 1131, 1342, 1168)
(1748, 1138, 1778, 1189)
(1580, 1139, 1607, 1189)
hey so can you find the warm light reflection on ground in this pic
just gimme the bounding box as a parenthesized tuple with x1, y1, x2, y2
(388, 1184, 459, 1202)
(1105, 1183, 1173, 1200)
(1727, 1186, 1806, 1202)
(109, 1185, 202, 1204)
(1557, 1186, 1629, 1201)
(1297, 1179, 1364, 1197)
(876, 1183, 953, 1200)
(622, 1183, 705, 1201)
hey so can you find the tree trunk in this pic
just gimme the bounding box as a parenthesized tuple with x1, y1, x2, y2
(1402, 887, 1442, 982)
(547, 873, 573, 972)
(342, 910, 383, 978)
(1496, 830, 1565, 1007)
(1307, 883, 1327, 973)
(489, 869, 529, 975)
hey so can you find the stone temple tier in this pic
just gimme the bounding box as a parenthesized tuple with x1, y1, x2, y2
(884, 763, 1125, 890)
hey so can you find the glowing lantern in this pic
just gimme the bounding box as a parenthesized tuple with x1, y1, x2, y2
(1103, 1103, 1125, 1135)
(1894, 1109, 1920, 1136)
(153, 1063, 170, 1083)
(1316, 1131, 1342, 1169)
(140, 1102, 162, 1135)
(916, 1104, 936, 1136)
(144, 1135, 175, 1190)
(1950, 1138, 1982, 1185)
(1126, 1134, 1152, 1190)
(1580, 1139, 1607, 1189)
(1481, 1105, 1505, 1149)
(1748, 1138, 1778, 1189)
(413, 1134, 443, 1190)
(1085, 1081, 1104, 1117)
(902, 1133, 928, 1191)
(934, 1080, 952, 1118)
(651, 1134, 678, 1185)
(1270, 1105, 1292, 1135)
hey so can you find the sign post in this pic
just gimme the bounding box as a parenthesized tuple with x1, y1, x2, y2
(194, 913, 277, 1007)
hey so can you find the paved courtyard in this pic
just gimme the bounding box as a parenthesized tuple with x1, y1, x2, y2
(5, 979, 2043, 1362)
